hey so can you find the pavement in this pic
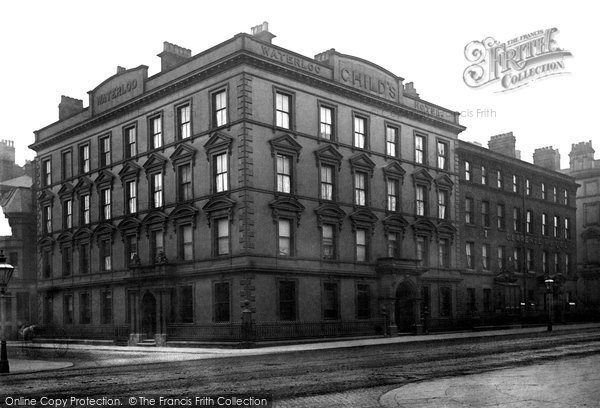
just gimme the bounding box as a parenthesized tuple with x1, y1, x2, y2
(4, 322, 600, 374)
(379, 353, 600, 407)
(2, 359, 73, 374)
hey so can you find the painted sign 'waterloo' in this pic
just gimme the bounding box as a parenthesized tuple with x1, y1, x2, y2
(96, 80, 138, 106)
(89, 66, 147, 115)
(261, 45, 322, 74)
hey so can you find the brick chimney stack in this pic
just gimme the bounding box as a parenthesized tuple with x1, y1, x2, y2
(158, 42, 191, 72)
(488, 132, 516, 158)
(58, 95, 84, 121)
(569, 140, 596, 170)
(533, 146, 561, 171)
(404, 82, 419, 99)
(251, 21, 276, 44)
(0, 139, 15, 164)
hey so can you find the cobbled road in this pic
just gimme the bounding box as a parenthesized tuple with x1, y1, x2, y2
(2, 329, 600, 407)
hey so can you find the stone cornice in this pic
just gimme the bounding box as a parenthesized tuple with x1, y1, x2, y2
(32, 51, 465, 152)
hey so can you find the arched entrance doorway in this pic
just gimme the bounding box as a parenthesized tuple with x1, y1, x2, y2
(141, 292, 157, 338)
(395, 281, 416, 332)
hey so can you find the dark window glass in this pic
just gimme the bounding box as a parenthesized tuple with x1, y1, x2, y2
(356, 284, 370, 319)
(439, 287, 452, 317)
(214, 282, 230, 322)
(279, 281, 297, 321)
(323, 282, 339, 320)
(180, 286, 194, 323)
(80, 293, 91, 324)
(63, 294, 74, 324)
(101, 291, 112, 324)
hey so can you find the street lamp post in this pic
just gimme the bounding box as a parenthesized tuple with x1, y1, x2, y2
(0, 250, 15, 374)
(544, 276, 554, 332)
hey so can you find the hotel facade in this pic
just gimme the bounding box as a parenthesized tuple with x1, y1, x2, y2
(30, 24, 577, 344)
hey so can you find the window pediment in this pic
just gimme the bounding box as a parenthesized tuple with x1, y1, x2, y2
(314, 202, 345, 230)
(118, 160, 142, 181)
(141, 209, 169, 232)
(38, 236, 55, 248)
(56, 231, 73, 245)
(202, 196, 235, 225)
(383, 161, 406, 180)
(170, 203, 199, 227)
(382, 214, 409, 233)
(269, 196, 305, 225)
(38, 189, 55, 204)
(117, 216, 142, 237)
(94, 169, 115, 190)
(412, 169, 433, 187)
(349, 153, 376, 175)
(435, 174, 454, 190)
(73, 227, 93, 243)
(170, 143, 197, 169)
(75, 176, 93, 195)
(349, 208, 378, 232)
(412, 217, 436, 235)
(315, 145, 343, 167)
(93, 222, 117, 243)
(436, 220, 457, 239)
(204, 132, 233, 159)
(58, 183, 75, 199)
(269, 134, 302, 159)
(142, 153, 168, 174)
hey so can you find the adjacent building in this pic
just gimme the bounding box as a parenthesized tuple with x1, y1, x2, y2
(456, 133, 578, 323)
(563, 141, 600, 313)
(0, 140, 36, 339)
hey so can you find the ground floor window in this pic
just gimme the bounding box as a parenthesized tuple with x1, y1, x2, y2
(279, 281, 297, 321)
(80, 292, 91, 324)
(439, 286, 452, 317)
(483, 288, 492, 312)
(466, 288, 476, 313)
(421, 286, 431, 316)
(180, 286, 194, 323)
(100, 290, 112, 324)
(64, 294, 74, 324)
(214, 282, 230, 322)
(356, 284, 370, 319)
(323, 282, 339, 320)
(44, 293, 53, 324)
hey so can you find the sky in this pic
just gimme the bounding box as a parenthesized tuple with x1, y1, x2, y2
(0, 0, 597, 234)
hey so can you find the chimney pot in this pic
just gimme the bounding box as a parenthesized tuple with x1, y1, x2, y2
(58, 95, 84, 121)
(251, 21, 276, 44)
(404, 82, 419, 98)
(533, 145, 561, 171)
(488, 132, 517, 158)
(157, 42, 192, 72)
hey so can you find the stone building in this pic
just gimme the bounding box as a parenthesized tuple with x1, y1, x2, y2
(0, 140, 36, 339)
(562, 141, 600, 312)
(456, 133, 578, 323)
(30, 23, 473, 343)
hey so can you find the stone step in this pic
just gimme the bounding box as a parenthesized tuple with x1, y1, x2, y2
(137, 340, 157, 347)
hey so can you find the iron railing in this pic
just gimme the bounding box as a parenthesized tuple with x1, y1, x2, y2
(167, 319, 385, 341)
(37, 325, 130, 341)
